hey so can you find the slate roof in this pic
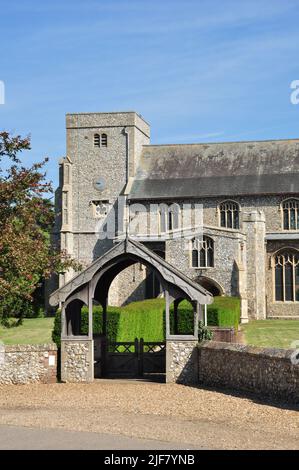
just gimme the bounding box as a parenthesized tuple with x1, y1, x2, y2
(129, 139, 299, 199)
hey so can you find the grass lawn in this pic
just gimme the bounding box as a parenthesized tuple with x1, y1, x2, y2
(0, 318, 54, 345)
(242, 320, 299, 349)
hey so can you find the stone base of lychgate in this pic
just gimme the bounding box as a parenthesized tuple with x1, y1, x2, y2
(166, 340, 198, 384)
(61, 339, 94, 383)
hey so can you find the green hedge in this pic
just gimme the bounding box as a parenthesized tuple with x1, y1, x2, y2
(168, 297, 241, 334)
(51, 306, 121, 347)
(119, 299, 165, 342)
(207, 296, 240, 330)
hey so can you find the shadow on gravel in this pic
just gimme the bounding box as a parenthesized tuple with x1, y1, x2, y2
(188, 383, 299, 412)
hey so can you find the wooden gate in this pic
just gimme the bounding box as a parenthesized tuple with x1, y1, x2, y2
(105, 338, 139, 378)
(139, 339, 166, 376)
(102, 338, 166, 378)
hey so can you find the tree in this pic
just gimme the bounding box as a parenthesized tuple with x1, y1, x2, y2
(0, 131, 78, 325)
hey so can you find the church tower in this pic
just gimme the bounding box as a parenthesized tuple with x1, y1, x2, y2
(57, 112, 150, 285)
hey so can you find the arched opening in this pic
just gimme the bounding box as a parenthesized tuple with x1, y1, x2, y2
(197, 277, 223, 297)
(65, 299, 86, 336)
(107, 261, 163, 306)
(91, 255, 168, 379)
(170, 298, 194, 335)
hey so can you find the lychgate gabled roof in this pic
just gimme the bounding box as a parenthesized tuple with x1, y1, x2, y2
(49, 238, 213, 306)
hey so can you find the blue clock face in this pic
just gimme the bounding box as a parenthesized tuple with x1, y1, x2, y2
(94, 177, 106, 192)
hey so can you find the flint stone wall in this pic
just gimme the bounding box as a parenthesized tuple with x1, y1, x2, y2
(0, 343, 57, 384)
(61, 339, 94, 383)
(166, 340, 198, 384)
(198, 341, 299, 403)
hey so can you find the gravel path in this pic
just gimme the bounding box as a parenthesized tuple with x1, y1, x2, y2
(0, 381, 298, 449)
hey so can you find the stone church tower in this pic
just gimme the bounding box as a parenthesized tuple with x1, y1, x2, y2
(54, 112, 149, 286)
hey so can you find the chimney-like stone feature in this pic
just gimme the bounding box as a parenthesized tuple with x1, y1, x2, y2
(243, 210, 266, 320)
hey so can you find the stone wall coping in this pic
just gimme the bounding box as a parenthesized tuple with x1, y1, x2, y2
(61, 337, 93, 342)
(208, 326, 235, 331)
(166, 335, 198, 341)
(3, 343, 57, 352)
(199, 341, 297, 361)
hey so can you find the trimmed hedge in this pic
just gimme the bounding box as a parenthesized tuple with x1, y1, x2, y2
(168, 297, 241, 334)
(51, 306, 121, 347)
(207, 296, 240, 330)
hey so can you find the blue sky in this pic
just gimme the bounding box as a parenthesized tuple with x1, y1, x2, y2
(0, 0, 299, 187)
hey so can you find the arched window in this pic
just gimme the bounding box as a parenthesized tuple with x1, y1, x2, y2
(94, 133, 100, 147)
(274, 250, 299, 302)
(101, 133, 108, 147)
(282, 199, 299, 230)
(219, 200, 240, 229)
(158, 204, 180, 233)
(191, 236, 214, 268)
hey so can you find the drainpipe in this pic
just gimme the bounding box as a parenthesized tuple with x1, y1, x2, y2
(123, 126, 129, 184)
(123, 127, 130, 238)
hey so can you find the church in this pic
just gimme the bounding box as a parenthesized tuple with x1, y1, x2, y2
(52, 111, 299, 323)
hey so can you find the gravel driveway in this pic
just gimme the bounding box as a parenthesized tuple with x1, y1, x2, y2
(0, 380, 298, 449)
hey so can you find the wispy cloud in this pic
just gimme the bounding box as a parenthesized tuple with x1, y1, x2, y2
(158, 132, 225, 144)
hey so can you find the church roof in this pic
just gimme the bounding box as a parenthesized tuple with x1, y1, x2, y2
(129, 139, 299, 199)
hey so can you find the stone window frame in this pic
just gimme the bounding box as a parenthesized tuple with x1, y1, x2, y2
(90, 199, 110, 219)
(280, 198, 299, 231)
(93, 133, 108, 148)
(63, 164, 71, 185)
(62, 191, 69, 225)
(271, 247, 299, 303)
(101, 133, 108, 147)
(218, 199, 241, 230)
(190, 235, 214, 269)
(158, 203, 181, 235)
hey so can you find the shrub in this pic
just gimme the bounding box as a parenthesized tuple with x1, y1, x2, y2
(119, 299, 165, 342)
(51, 305, 121, 348)
(52, 309, 61, 347)
(51, 297, 238, 347)
(207, 296, 241, 330)
(167, 297, 240, 334)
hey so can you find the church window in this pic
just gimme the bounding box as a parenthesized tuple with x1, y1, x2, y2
(191, 236, 214, 268)
(274, 250, 299, 302)
(282, 199, 299, 230)
(219, 200, 240, 229)
(94, 134, 100, 147)
(91, 200, 110, 219)
(101, 133, 108, 147)
(158, 204, 180, 233)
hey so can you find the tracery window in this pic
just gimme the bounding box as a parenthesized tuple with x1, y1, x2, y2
(191, 236, 214, 268)
(158, 204, 180, 233)
(219, 200, 240, 229)
(282, 199, 299, 230)
(274, 250, 299, 302)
